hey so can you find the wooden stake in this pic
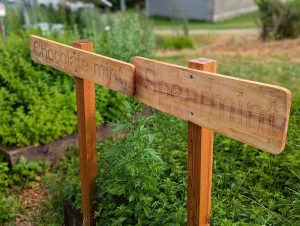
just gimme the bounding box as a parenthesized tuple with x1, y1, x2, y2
(187, 58, 217, 226)
(73, 41, 97, 226)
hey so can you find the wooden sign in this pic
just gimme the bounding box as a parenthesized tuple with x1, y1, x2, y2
(134, 57, 291, 153)
(30, 35, 135, 95)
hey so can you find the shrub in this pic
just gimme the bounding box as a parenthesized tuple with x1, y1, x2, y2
(156, 36, 193, 50)
(0, 156, 47, 191)
(4, 7, 24, 35)
(0, 33, 78, 146)
(0, 11, 154, 147)
(0, 162, 9, 189)
(10, 156, 48, 188)
(256, 0, 300, 40)
(98, 12, 154, 62)
(0, 194, 17, 224)
(58, 100, 187, 225)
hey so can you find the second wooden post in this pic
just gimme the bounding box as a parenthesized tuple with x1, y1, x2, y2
(73, 40, 98, 226)
(187, 58, 217, 226)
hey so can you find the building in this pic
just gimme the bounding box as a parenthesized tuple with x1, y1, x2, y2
(146, 0, 257, 22)
(9, 0, 95, 11)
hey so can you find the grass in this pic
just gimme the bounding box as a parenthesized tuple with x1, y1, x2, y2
(152, 12, 258, 30)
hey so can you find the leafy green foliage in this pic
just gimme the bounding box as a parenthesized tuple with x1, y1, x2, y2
(0, 33, 77, 146)
(0, 162, 9, 189)
(10, 156, 47, 188)
(58, 148, 82, 210)
(4, 8, 24, 35)
(98, 13, 154, 62)
(53, 97, 300, 225)
(256, 0, 300, 40)
(0, 193, 17, 224)
(0, 156, 47, 191)
(156, 36, 193, 50)
(0, 11, 154, 147)
(94, 101, 186, 225)
(58, 101, 187, 225)
(0, 33, 126, 147)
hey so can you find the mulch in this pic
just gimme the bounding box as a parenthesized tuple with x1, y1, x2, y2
(14, 182, 48, 226)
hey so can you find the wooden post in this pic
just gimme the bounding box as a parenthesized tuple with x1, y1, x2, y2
(73, 41, 97, 226)
(187, 58, 217, 226)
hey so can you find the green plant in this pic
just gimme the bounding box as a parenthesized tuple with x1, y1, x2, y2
(10, 156, 47, 188)
(152, 12, 258, 30)
(0, 33, 77, 146)
(94, 101, 165, 224)
(156, 36, 193, 50)
(0, 162, 9, 190)
(98, 12, 154, 62)
(42, 102, 300, 225)
(54, 100, 187, 225)
(256, 0, 300, 40)
(0, 156, 47, 191)
(0, 32, 129, 147)
(58, 148, 82, 210)
(0, 193, 17, 224)
(92, 100, 186, 225)
(0, 10, 155, 147)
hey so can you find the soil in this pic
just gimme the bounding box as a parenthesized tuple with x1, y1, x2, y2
(14, 183, 48, 226)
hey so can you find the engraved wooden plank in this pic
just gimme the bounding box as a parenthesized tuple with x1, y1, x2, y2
(29, 35, 135, 95)
(133, 57, 291, 153)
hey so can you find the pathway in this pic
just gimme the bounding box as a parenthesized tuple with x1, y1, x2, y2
(154, 28, 260, 35)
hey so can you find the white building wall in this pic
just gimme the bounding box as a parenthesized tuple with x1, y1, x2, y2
(147, 0, 212, 21)
(212, 0, 257, 21)
(147, 0, 257, 21)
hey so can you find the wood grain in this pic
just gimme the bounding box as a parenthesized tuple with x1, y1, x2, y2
(30, 35, 135, 95)
(133, 57, 291, 153)
(73, 41, 97, 226)
(187, 59, 216, 226)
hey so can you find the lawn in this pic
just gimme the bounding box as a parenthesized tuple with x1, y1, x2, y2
(152, 12, 258, 30)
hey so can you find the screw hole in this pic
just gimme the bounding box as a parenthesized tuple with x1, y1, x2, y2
(191, 112, 194, 115)
(190, 74, 193, 79)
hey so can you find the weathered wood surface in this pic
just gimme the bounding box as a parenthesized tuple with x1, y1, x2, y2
(73, 41, 97, 226)
(134, 57, 291, 153)
(30, 35, 135, 95)
(187, 59, 216, 226)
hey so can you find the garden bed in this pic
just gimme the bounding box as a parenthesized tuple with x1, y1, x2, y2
(0, 124, 113, 166)
(0, 107, 155, 166)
